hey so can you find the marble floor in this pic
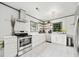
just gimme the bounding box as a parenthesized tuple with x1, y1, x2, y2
(21, 42, 79, 57)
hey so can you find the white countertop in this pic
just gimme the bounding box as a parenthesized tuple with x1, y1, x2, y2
(0, 36, 17, 41)
(52, 32, 66, 34)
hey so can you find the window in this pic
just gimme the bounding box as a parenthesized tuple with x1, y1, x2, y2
(53, 22, 62, 32)
(30, 21, 38, 32)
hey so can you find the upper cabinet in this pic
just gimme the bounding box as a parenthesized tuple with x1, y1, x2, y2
(30, 21, 38, 32)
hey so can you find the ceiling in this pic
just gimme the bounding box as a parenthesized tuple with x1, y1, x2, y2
(4, 2, 78, 21)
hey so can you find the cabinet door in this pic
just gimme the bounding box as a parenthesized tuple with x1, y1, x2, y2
(32, 34, 45, 48)
(39, 34, 45, 43)
(56, 34, 66, 45)
(51, 34, 57, 43)
(4, 36, 17, 57)
(32, 35, 38, 48)
(59, 34, 66, 45)
(51, 34, 66, 45)
(42, 34, 46, 42)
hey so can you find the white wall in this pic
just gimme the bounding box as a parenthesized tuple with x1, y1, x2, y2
(0, 3, 76, 40)
(0, 4, 18, 36)
(24, 13, 76, 42)
(50, 16, 77, 45)
(14, 13, 42, 35)
(23, 14, 42, 35)
(51, 16, 76, 37)
(74, 5, 79, 47)
(0, 4, 42, 36)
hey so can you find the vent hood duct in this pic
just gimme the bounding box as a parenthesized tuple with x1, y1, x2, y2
(17, 9, 27, 23)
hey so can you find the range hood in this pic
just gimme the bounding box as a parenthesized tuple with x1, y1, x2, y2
(17, 9, 27, 23)
(17, 19, 27, 23)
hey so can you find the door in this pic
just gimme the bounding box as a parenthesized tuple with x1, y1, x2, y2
(75, 18, 79, 54)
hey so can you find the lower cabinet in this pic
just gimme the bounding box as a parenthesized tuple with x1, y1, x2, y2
(32, 34, 45, 48)
(0, 48, 4, 57)
(4, 36, 17, 57)
(51, 33, 67, 45)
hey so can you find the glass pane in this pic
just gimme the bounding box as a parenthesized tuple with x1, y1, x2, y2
(53, 22, 62, 32)
(30, 21, 38, 32)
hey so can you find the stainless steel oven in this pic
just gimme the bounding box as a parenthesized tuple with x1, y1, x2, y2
(14, 31, 32, 56)
(19, 36, 32, 50)
(19, 37, 31, 47)
(17, 36, 32, 56)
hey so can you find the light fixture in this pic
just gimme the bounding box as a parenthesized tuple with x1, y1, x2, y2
(47, 7, 61, 16)
(36, 7, 39, 11)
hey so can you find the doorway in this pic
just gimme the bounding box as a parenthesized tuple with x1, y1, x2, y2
(76, 18, 79, 53)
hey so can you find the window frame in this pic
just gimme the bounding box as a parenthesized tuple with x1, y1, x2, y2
(30, 21, 38, 32)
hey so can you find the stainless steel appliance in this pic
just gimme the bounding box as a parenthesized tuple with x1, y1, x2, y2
(19, 36, 31, 47)
(18, 36, 32, 56)
(14, 31, 32, 56)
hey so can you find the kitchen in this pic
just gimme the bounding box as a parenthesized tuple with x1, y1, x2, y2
(0, 2, 79, 57)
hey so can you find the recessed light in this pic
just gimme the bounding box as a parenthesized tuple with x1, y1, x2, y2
(36, 7, 39, 11)
(36, 7, 38, 10)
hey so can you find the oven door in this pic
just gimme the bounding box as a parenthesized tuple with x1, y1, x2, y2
(19, 37, 32, 50)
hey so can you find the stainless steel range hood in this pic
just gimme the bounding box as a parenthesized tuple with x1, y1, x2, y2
(17, 9, 28, 23)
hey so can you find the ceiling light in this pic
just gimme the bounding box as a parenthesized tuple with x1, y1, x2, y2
(47, 7, 61, 17)
(36, 7, 39, 11)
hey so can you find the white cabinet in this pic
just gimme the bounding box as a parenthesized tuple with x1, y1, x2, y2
(32, 34, 45, 48)
(51, 33, 66, 45)
(32, 35, 39, 48)
(4, 36, 17, 57)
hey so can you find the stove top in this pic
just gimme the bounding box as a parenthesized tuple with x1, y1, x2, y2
(14, 31, 29, 37)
